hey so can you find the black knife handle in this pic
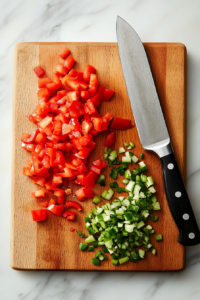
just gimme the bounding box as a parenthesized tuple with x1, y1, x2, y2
(160, 153, 200, 246)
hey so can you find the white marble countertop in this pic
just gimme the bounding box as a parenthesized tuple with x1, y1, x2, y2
(1, 0, 200, 299)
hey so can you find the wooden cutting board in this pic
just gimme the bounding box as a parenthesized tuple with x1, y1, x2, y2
(11, 42, 186, 271)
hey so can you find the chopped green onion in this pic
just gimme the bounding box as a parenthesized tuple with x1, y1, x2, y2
(138, 161, 148, 172)
(119, 257, 129, 264)
(88, 245, 94, 251)
(91, 258, 100, 265)
(97, 175, 105, 183)
(111, 259, 118, 265)
(76, 231, 88, 238)
(110, 168, 118, 179)
(93, 196, 102, 204)
(110, 181, 118, 188)
(150, 214, 159, 222)
(101, 188, 114, 200)
(116, 187, 126, 193)
(124, 142, 129, 147)
(140, 153, 144, 159)
(155, 234, 163, 242)
(85, 235, 95, 244)
(104, 147, 112, 153)
(119, 147, 126, 153)
(79, 243, 88, 251)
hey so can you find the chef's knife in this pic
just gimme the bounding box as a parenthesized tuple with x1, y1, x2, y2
(116, 16, 200, 246)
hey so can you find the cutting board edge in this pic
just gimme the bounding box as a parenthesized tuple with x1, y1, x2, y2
(10, 42, 187, 271)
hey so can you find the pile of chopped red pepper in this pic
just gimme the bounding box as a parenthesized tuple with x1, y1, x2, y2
(22, 47, 133, 224)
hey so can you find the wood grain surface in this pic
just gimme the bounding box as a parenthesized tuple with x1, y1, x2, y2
(11, 42, 186, 271)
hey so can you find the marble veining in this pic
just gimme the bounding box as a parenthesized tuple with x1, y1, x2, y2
(1, 0, 200, 299)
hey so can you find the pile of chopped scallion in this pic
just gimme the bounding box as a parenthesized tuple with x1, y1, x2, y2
(77, 142, 163, 266)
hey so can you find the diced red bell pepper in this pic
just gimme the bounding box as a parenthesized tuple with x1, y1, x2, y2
(31, 209, 47, 221)
(21, 128, 39, 144)
(79, 134, 92, 146)
(69, 102, 85, 118)
(70, 227, 76, 231)
(90, 86, 104, 107)
(64, 56, 75, 70)
(35, 133, 46, 145)
(89, 74, 98, 94)
(84, 102, 97, 115)
(53, 188, 65, 197)
(57, 195, 65, 204)
(75, 187, 94, 201)
(48, 199, 56, 206)
(57, 166, 75, 177)
(32, 176, 46, 187)
(82, 120, 93, 135)
(55, 64, 68, 75)
(33, 66, 45, 78)
(40, 202, 48, 208)
(75, 148, 90, 159)
(53, 120, 62, 136)
(38, 78, 52, 88)
(66, 91, 80, 103)
(62, 75, 81, 91)
(37, 88, 51, 99)
(66, 201, 82, 211)
(83, 65, 95, 82)
(38, 116, 53, 129)
(102, 88, 115, 101)
(90, 165, 101, 175)
(31, 190, 46, 198)
(111, 117, 134, 130)
(62, 124, 75, 135)
(81, 90, 92, 100)
(92, 159, 107, 169)
(104, 131, 116, 148)
(62, 210, 76, 221)
(91, 117, 102, 131)
(81, 171, 96, 188)
(52, 175, 63, 187)
(58, 47, 70, 59)
(48, 204, 64, 216)
(68, 69, 78, 77)
(87, 140, 96, 152)
(46, 75, 61, 91)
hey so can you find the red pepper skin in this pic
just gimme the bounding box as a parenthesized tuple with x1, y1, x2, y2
(92, 159, 107, 169)
(90, 165, 101, 175)
(21, 129, 39, 144)
(90, 86, 104, 107)
(81, 171, 96, 188)
(31, 209, 47, 221)
(70, 227, 76, 231)
(59, 47, 70, 59)
(33, 66, 45, 77)
(102, 88, 115, 101)
(111, 117, 134, 130)
(104, 131, 116, 148)
(64, 56, 75, 70)
(47, 204, 64, 216)
(62, 210, 76, 221)
(38, 78, 52, 88)
(66, 201, 82, 211)
(83, 65, 96, 82)
(75, 187, 94, 201)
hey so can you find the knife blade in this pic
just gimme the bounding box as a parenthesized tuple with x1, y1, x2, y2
(116, 16, 200, 246)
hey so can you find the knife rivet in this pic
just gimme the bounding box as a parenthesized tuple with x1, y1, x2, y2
(189, 232, 195, 239)
(175, 191, 182, 198)
(183, 213, 189, 220)
(167, 163, 174, 170)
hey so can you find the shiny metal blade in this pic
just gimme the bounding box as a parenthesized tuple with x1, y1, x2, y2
(116, 16, 170, 151)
